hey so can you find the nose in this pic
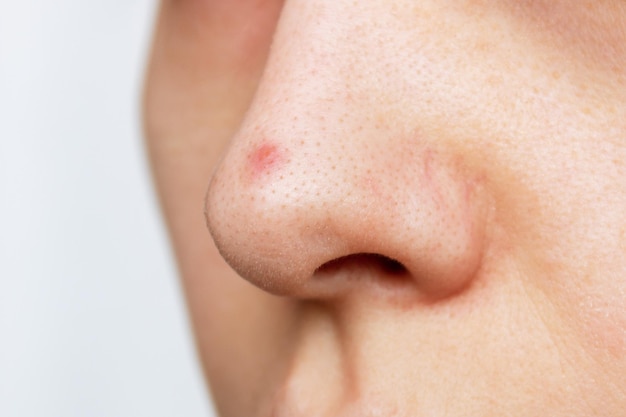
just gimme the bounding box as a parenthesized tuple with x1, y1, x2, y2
(205, 2, 490, 302)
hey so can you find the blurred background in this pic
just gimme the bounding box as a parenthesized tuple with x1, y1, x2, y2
(0, 1, 215, 416)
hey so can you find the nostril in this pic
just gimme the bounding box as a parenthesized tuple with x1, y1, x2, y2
(315, 253, 409, 280)
(377, 255, 407, 275)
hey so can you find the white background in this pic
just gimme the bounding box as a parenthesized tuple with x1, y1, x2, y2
(0, 1, 215, 416)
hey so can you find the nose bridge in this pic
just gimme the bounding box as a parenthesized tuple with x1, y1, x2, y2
(206, 1, 490, 301)
(244, 0, 363, 140)
(227, 0, 417, 156)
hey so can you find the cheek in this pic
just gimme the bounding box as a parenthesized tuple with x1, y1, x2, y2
(571, 240, 626, 362)
(581, 296, 626, 360)
(510, 0, 626, 74)
(555, 273, 626, 400)
(515, 172, 626, 377)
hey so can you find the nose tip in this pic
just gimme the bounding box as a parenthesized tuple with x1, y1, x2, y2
(206, 126, 490, 301)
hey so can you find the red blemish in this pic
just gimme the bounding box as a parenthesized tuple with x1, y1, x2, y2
(249, 142, 283, 179)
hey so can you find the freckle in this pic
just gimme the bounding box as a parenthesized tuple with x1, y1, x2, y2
(248, 142, 285, 179)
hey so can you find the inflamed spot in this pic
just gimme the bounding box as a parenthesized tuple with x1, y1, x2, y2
(248, 142, 286, 181)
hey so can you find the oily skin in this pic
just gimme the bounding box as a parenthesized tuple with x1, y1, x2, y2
(144, 1, 626, 416)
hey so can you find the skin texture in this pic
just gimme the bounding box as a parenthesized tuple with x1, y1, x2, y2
(143, 1, 626, 415)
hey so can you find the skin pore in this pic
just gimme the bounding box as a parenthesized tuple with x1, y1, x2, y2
(143, 1, 626, 416)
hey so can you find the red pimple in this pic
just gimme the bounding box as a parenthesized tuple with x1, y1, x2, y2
(249, 142, 283, 179)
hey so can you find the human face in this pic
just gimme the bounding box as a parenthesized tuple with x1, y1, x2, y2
(143, 1, 626, 415)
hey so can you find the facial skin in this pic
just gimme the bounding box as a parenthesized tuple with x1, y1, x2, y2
(143, 1, 626, 415)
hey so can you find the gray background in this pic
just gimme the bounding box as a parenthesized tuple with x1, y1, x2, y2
(0, 1, 215, 416)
